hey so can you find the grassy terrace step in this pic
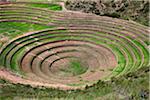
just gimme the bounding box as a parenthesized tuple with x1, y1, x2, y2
(7, 2, 62, 11)
(24, 45, 109, 72)
(0, 25, 146, 74)
(0, 22, 52, 38)
(25, 44, 104, 65)
(53, 14, 148, 37)
(0, 8, 54, 16)
(26, 47, 99, 81)
(23, 51, 99, 83)
(0, 4, 148, 29)
(0, 29, 54, 67)
(0, 16, 49, 23)
(55, 14, 148, 31)
(0, 13, 51, 21)
(0, 9, 52, 19)
(0, 5, 59, 17)
(0, 5, 148, 41)
(0, 18, 52, 26)
(0, 21, 53, 57)
(0, 19, 51, 27)
(133, 40, 149, 66)
(11, 37, 141, 77)
(125, 35, 149, 67)
(0, 29, 63, 52)
(0, 5, 148, 36)
(34, 48, 98, 73)
(68, 28, 145, 68)
(43, 56, 87, 78)
(54, 21, 148, 41)
(66, 26, 147, 67)
(0, 2, 62, 11)
(0, 30, 144, 68)
(0, 28, 143, 77)
(0, 16, 53, 24)
(0, 35, 120, 72)
(27, 3, 62, 11)
(56, 12, 149, 35)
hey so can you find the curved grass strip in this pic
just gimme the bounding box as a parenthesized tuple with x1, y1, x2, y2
(28, 3, 62, 11)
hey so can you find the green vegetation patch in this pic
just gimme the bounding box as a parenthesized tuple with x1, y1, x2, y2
(0, 22, 51, 39)
(28, 3, 62, 11)
(61, 60, 88, 76)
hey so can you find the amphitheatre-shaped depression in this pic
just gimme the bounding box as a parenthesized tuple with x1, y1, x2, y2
(0, 4, 149, 89)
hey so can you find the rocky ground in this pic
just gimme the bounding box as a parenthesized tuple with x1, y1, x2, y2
(65, 0, 149, 26)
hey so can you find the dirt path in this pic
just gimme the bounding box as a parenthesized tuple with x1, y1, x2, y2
(58, 2, 67, 11)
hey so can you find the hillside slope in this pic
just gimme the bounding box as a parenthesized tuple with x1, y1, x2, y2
(65, 0, 149, 26)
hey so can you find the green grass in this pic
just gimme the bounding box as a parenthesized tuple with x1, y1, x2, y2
(0, 22, 52, 39)
(0, 22, 53, 69)
(28, 3, 62, 11)
(10, 47, 25, 71)
(133, 40, 149, 66)
(61, 60, 88, 76)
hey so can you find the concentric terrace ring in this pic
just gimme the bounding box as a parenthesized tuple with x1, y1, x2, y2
(0, 3, 149, 89)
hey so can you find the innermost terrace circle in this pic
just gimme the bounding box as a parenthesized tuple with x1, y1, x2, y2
(50, 57, 89, 77)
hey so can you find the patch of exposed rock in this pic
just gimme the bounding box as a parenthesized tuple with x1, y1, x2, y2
(65, 0, 149, 26)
